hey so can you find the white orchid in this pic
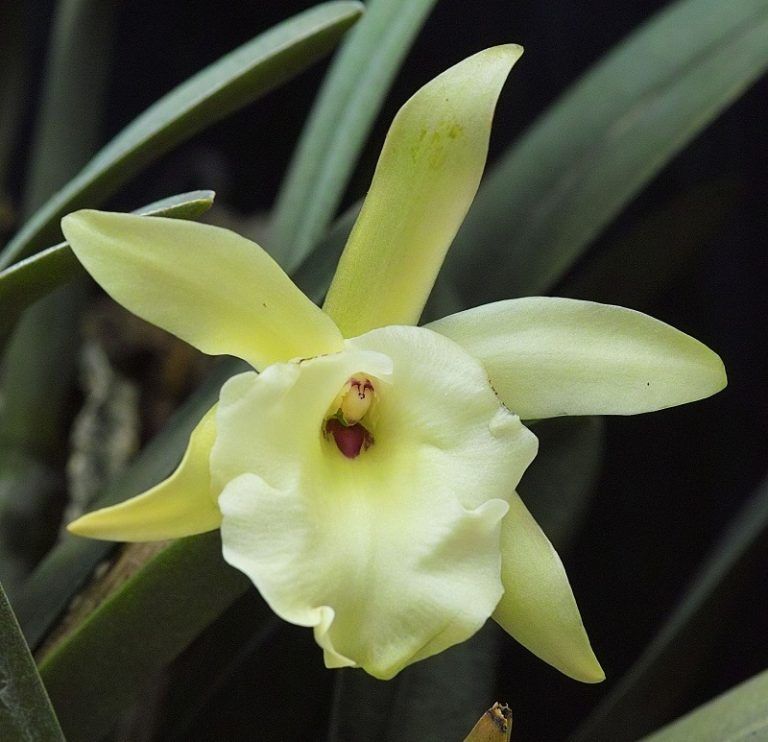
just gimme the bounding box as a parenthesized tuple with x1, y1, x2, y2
(62, 46, 725, 681)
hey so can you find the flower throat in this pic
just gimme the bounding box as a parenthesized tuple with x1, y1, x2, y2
(325, 376, 375, 459)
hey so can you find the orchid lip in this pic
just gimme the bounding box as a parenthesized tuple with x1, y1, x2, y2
(324, 418, 373, 459)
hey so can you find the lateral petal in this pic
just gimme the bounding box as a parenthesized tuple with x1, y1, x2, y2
(494, 492, 604, 683)
(62, 210, 343, 370)
(428, 297, 726, 419)
(323, 46, 523, 337)
(67, 406, 221, 541)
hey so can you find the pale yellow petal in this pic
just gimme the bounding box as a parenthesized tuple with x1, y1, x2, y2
(61, 210, 343, 370)
(428, 297, 726, 418)
(494, 493, 604, 683)
(67, 406, 221, 541)
(323, 45, 523, 336)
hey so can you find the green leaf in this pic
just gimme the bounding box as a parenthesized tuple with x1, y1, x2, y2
(39, 532, 249, 742)
(574, 475, 768, 741)
(0, 0, 363, 270)
(447, 0, 768, 301)
(15, 358, 242, 649)
(0, 451, 60, 600)
(0, 191, 215, 356)
(293, 202, 360, 304)
(1, 0, 360, 609)
(641, 667, 768, 741)
(0, 283, 86, 455)
(0, 0, 129, 595)
(271, 0, 437, 271)
(21, 0, 119, 216)
(0, 580, 64, 741)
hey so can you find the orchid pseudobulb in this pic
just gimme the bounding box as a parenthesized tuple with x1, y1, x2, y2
(62, 46, 726, 681)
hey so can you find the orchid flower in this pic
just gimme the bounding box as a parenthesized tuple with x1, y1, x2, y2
(61, 46, 726, 682)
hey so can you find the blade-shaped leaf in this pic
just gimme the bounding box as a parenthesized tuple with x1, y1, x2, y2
(641, 667, 768, 741)
(22, 0, 118, 216)
(0, 191, 215, 355)
(446, 0, 768, 301)
(293, 201, 360, 304)
(0, 581, 64, 741)
(574, 475, 768, 741)
(0, 1, 363, 270)
(0, 283, 86, 458)
(39, 533, 249, 742)
(0, 451, 61, 600)
(0, 0, 131, 596)
(272, 0, 438, 271)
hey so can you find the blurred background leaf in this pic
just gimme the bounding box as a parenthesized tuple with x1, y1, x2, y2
(271, 0, 438, 270)
(560, 179, 743, 310)
(38, 532, 249, 742)
(327, 625, 503, 742)
(641, 666, 768, 741)
(0, 0, 363, 269)
(0, 580, 63, 741)
(21, 0, 119, 216)
(0, 0, 120, 598)
(519, 417, 604, 550)
(0, 190, 215, 354)
(443, 0, 768, 303)
(574, 474, 768, 741)
(156, 594, 280, 741)
(0, 0, 362, 601)
(293, 201, 360, 303)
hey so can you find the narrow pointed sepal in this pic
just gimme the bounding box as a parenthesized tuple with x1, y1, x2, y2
(493, 493, 604, 683)
(429, 297, 726, 419)
(67, 406, 221, 542)
(61, 210, 343, 370)
(324, 45, 523, 336)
